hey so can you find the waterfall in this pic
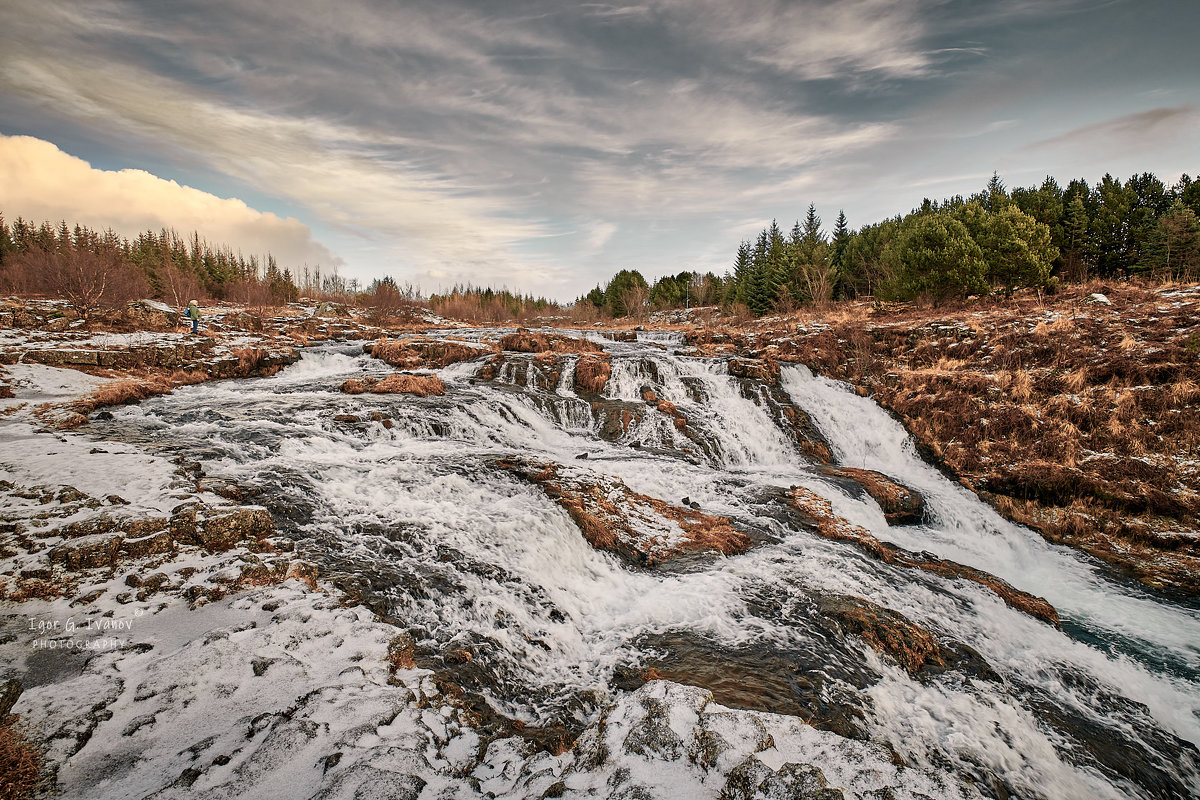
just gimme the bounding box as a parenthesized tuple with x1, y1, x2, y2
(94, 338, 1200, 799)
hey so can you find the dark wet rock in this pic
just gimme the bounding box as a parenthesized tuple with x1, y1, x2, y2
(0, 677, 22, 717)
(722, 757, 845, 800)
(624, 632, 872, 741)
(594, 402, 645, 442)
(823, 467, 925, 525)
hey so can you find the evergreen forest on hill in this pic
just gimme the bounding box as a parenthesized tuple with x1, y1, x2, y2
(0, 219, 331, 317)
(583, 171, 1200, 316)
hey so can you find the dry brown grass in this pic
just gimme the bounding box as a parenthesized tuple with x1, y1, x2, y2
(371, 337, 486, 369)
(498, 330, 604, 354)
(73, 369, 208, 414)
(571, 355, 609, 395)
(0, 717, 40, 800)
(378, 373, 446, 396)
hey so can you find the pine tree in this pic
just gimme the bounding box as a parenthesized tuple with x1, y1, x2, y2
(831, 210, 849, 267)
(1140, 201, 1200, 281)
(1063, 195, 1092, 282)
(983, 172, 1009, 213)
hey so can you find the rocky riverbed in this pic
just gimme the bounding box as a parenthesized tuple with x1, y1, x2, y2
(1, 296, 1199, 799)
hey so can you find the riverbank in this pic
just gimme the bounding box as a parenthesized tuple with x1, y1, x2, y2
(674, 281, 1200, 596)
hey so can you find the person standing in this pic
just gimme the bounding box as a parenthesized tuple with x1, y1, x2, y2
(186, 300, 202, 334)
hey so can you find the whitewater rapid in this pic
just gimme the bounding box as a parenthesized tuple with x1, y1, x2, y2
(97, 335, 1200, 799)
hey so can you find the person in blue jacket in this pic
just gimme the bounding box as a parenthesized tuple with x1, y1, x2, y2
(186, 300, 202, 334)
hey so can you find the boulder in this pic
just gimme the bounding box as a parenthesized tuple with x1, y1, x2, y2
(722, 757, 845, 800)
(824, 466, 924, 525)
(122, 529, 177, 558)
(198, 507, 275, 552)
(728, 357, 782, 385)
(128, 299, 180, 326)
(48, 532, 124, 570)
(0, 678, 22, 718)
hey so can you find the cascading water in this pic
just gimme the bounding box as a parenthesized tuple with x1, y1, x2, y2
(95, 335, 1200, 799)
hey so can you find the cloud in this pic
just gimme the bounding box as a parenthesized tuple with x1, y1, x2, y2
(0, 134, 340, 269)
(1025, 106, 1199, 152)
(2, 0, 1174, 299)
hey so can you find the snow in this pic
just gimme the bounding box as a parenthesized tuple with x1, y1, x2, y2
(1, 362, 113, 408)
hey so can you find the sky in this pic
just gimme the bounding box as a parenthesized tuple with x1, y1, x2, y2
(0, 0, 1197, 301)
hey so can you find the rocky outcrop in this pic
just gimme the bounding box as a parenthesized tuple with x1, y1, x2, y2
(823, 466, 925, 525)
(48, 532, 124, 570)
(787, 487, 1059, 626)
(495, 458, 755, 565)
(368, 337, 489, 370)
(573, 354, 612, 395)
(340, 374, 446, 396)
(723, 757, 845, 800)
(498, 329, 603, 354)
(728, 356, 781, 385)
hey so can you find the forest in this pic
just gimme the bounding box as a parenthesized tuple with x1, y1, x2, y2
(583, 171, 1200, 316)
(0, 218, 327, 318)
(3, 170, 1200, 322)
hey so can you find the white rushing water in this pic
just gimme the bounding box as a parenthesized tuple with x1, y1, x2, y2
(102, 339, 1200, 799)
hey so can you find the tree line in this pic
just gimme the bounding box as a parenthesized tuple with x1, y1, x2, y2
(582, 171, 1200, 315)
(0, 216, 337, 318)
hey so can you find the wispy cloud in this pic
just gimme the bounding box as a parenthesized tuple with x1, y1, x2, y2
(1025, 106, 1198, 152)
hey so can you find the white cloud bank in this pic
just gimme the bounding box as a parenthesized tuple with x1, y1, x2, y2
(0, 134, 341, 269)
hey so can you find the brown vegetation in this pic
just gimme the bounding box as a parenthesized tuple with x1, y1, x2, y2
(572, 355, 612, 395)
(0, 716, 40, 800)
(819, 594, 947, 675)
(73, 370, 208, 414)
(370, 337, 489, 370)
(498, 329, 604, 354)
(340, 374, 446, 396)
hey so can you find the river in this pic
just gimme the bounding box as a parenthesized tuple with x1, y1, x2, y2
(92, 331, 1200, 799)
